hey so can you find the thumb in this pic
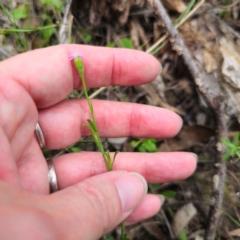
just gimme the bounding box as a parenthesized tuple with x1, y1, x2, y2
(48, 171, 148, 239)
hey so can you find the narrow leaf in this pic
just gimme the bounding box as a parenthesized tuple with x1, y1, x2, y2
(224, 212, 240, 227)
(87, 119, 98, 133)
(221, 138, 234, 148)
(113, 151, 119, 163)
(236, 151, 240, 159)
(233, 133, 240, 146)
(222, 148, 233, 162)
(174, 0, 196, 25)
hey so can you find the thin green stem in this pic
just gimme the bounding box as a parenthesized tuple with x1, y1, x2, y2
(0, 2, 27, 49)
(72, 54, 127, 239)
(0, 24, 58, 35)
(73, 55, 117, 172)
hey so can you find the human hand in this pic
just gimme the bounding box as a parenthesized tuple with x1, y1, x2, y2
(0, 45, 197, 239)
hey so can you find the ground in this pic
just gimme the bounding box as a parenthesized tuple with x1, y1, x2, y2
(0, 0, 240, 239)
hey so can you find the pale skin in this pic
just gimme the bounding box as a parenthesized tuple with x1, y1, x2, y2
(0, 45, 197, 239)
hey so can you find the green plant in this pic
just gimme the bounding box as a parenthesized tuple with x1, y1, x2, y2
(0, 2, 27, 49)
(224, 211, 240, 227)
(69, 146, 81, 153)
(71, 52, 118, 171)
(149, 183, 160, 190)
(107, 42, 115, 48)
(178, 230, 187, 240)
(71, 53, 129, 240)
(174, 0, 196, 25)
(12, 4, 28, 21)
(220, 133, 240, 161)
(120, 221, 129, 240)
(0, 1, 61, 51)
(40, 0, 64, 11)
(161, 190, 177, 198)
(80, 29, 92, 44)
(0, 25, 58, 35)
(131, 138, 158, 152)
(118, 37, 133, 49)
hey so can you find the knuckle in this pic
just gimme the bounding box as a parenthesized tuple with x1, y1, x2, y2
(78, 181, 120, 229)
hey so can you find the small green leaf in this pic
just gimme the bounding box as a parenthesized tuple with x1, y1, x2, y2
(221, 138, 234, 148)
(222, 148, 232, 162)
(107, 42, 115, 48)
(112, 151, 119, 164)
(138, 144, 146, 152)
(40, 0, 63, 10)
(87, 119, 98, 133)
(230, 147, 236, 156)
(233, 133, 240, 146)
(82, 33, 92, 43)
(149, 184, 160, 190)
(12, 5, 27, 20)
(79, 29, 92, 43)
(139, 139, 157, 152)
(70, 147, 81, 152)
(178, 230, 187, 240)
(130, 140, 139, 148)
(161, 190, 177, 198)
(121, 97, 127, 102)
(236, 151, 240, 159)
(42, 27, 56, 42)
(118, 37, 133, 49)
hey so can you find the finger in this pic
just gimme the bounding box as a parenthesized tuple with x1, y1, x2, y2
(0, 81, 37, 186)
(0, 45, 160, 108)
(0, 128, 21, 188)
(125, 194, 162, 225)
(17, 139, 49, 194)
(47, 172, 148, 239)
(0, 80, 38, 161)
(38, 99, 182, 148)
(53, 152, 197, 189)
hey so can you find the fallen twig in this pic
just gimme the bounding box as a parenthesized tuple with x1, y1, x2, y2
(204, 96, 227, 240)
(147, 1, 227, 239)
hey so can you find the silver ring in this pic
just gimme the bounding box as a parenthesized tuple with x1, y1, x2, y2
(47, 159, 59, 193)
(35, 123, 46, 149)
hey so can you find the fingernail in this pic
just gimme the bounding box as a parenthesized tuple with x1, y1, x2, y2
(157, 195, 165, 206)
(158, 62, 162, 75)
(178, 115, 183, 129)
(191, 153, 198, 162)
(114, 173, 148, 213)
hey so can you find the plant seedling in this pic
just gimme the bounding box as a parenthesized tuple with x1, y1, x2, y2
(220, 133, 240, 162)
(131, 138, 158, 152)
(70, 52, 130, 240)
(70, 52, 118, 171)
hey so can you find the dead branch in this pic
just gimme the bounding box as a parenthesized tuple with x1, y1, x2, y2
(204, 96, 227, 240)
(147, 1, 227, 239)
